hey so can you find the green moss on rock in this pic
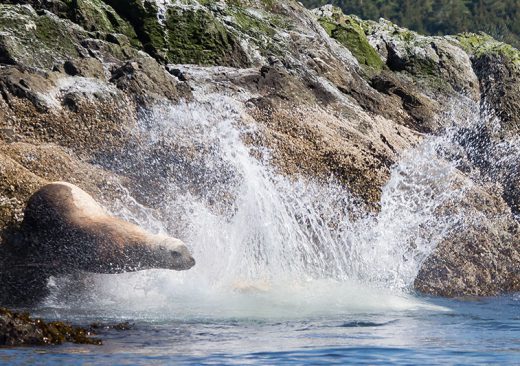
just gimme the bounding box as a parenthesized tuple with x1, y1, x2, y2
(230, 8, 276, 37)
(165, 7, 249, 67)
(315, 8, 383, 70)
(0, 5, 84, 69)
(35, 15, 81, 57)
(67, 0, 140, 47)
(103, 0, 166, 60)
(224, 0, 277, 10)
(456, 32, 520, 68)
(225, 4, 292, 60)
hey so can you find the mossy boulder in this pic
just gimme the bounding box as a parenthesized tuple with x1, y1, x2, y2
(0, 1, 293, 68)
(102, 0, 167, 60)
(222, 4, 290, 63)
(312, 6, 384, 70)
(454, 33, 520, 215)
(0, 4, 85, 69)
(96, 0, 300, 67)
(456, 32, 520, 136)
(66, 0, 140, 47)
(456, 32, 520, 69)
(361, 17, 479, 99)
(165, 7, 249, 67)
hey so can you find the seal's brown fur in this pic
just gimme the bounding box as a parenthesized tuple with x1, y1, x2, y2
(20, 182, 195, 274)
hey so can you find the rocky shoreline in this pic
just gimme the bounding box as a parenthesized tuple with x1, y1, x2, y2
(0, 307, 101, 346)
(0, 0, 519, 332)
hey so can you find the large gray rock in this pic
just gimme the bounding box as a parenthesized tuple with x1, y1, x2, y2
(0, 1, 518, 299)
(415, 185, 520, 297)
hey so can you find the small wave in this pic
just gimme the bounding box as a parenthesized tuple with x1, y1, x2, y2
(338, 320, 399, 328)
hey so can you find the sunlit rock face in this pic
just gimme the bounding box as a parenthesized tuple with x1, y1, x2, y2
(0, 1, 518, 299)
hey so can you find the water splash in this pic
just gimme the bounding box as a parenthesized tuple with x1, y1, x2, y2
(43, 94, 516, 318)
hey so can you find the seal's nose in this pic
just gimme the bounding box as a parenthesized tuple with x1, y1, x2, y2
(187, 256, 196, 268)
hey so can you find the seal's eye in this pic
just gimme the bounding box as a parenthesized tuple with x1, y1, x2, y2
(171, 251, 182, 258)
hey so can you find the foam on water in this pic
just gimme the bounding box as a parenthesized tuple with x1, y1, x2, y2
(45, 273, 445, 321)
(43, 94, 516, 319)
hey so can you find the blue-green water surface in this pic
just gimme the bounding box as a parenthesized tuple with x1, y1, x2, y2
(1, 295, 518, 365)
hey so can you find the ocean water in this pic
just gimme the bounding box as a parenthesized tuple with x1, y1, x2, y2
(2, 92, 519, 364)
(1, 293, 519, 365)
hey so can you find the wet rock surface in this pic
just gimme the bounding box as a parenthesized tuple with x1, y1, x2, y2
(414, 184, 520, 297)
(0, 307, 101, 346)
(0, 0, 518, 305)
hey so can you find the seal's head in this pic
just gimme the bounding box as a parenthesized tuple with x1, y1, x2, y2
(140, 236, 196, 271)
